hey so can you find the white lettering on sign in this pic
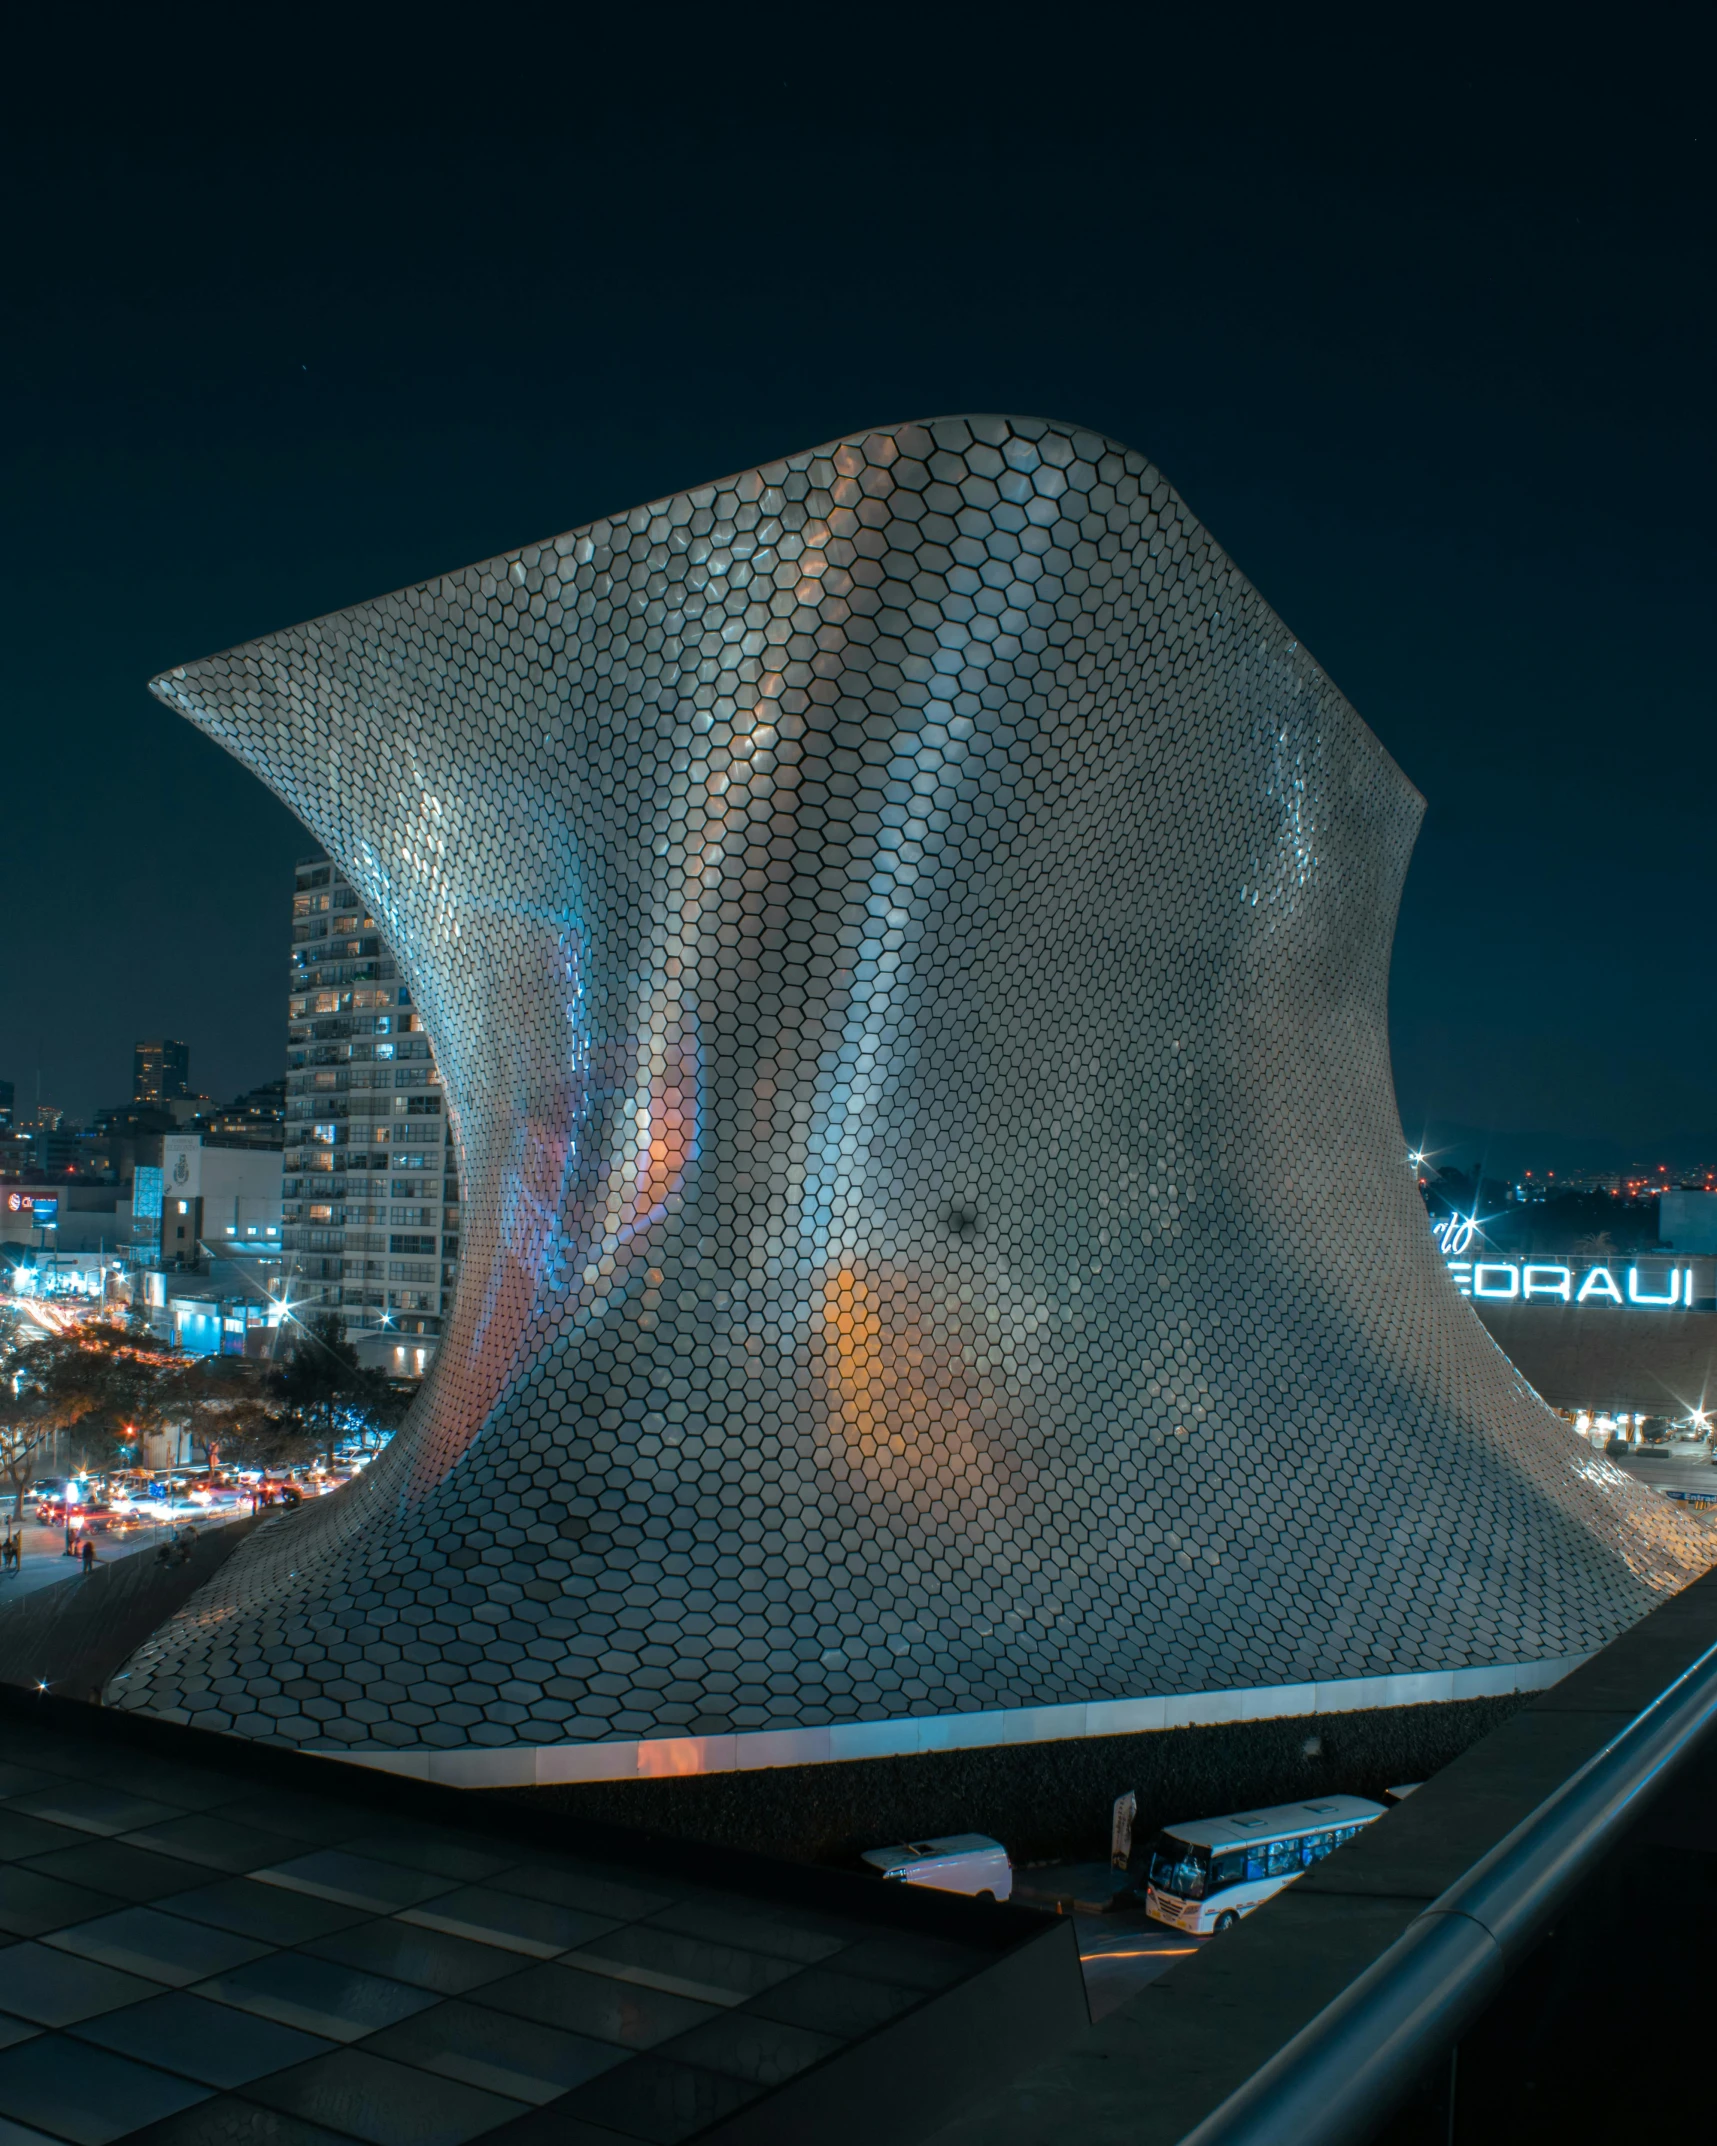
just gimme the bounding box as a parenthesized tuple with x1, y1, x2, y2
(1431, 1213, 1478, 1256)
(1522, 1264, 1571, 1301)
(1444, 1256, 1695, 1309)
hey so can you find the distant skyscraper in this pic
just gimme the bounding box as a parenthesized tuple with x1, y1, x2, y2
(0, 1080, 12, 1130)
(280, 856, 457, 1359)
(134, 1039, 190, 1106)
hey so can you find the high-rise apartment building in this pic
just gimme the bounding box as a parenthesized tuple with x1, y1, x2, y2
(280, 856, 458, 1361)
(134, 1039, 190, 1106)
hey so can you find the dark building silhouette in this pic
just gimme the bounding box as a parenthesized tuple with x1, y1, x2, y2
(133, 1039, 189, 1106)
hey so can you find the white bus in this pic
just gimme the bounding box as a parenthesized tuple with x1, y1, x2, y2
(1143, 1794, 1385, 1933)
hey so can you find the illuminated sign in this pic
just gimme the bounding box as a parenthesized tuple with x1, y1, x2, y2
(1446, 1258, 1697, 1308)
(29, 1198, 57, 1228)
(1430, 1215, 1702, 1310)
(1431, 1213, 1477, 1257)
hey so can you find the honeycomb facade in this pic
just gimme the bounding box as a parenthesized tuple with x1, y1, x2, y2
(121, 416, 1713, 1762)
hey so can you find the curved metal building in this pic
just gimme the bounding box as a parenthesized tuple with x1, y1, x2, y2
(121, 417, 1713, 1776)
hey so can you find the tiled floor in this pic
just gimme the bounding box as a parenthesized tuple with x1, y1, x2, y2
(0, 1718, 1003, 2145)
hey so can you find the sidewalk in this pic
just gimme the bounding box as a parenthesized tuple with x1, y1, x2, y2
(0, 1515, 239, 1602)
(0, 1510, 264, 1699)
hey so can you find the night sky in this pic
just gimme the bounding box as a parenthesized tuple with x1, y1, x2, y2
(2, 19, 1709, 1172)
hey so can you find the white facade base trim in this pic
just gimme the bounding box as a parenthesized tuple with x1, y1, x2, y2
(311, 1655, 1591, 1790)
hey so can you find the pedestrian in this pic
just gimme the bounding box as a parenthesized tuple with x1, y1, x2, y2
(80, 1537, 95, 1575)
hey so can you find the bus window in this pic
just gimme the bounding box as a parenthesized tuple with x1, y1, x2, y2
(1266, 1837, 1303, 1878)
(1304, 1830, 1336, 1863)
(1211, 1849, 1270, 1889)
(1147, 1837, 1210, 1901)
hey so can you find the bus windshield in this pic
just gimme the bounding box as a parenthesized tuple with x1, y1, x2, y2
(1147, 1834, 1210, 1900)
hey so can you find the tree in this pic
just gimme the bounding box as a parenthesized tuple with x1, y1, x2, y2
(0, 1422, 50, 1523)
(166, 1356, 294, 1470)
(213, 1409, 319, 1472)
(0, 1321, 266, 1480)
(0, 1358, 60, 1518)
(271, 1313, 407, 1466)
(41, 1322, 182, 1473)
(74, 1336, 303, 1472)
(0, 1327, 120, 1515)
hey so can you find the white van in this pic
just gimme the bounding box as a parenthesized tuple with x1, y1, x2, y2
(861, 1833, 1013, 1901)
(1143, 1795, 1384, 1934)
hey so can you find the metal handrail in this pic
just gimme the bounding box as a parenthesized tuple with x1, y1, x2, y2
(1179, 1629, 1717, 2146)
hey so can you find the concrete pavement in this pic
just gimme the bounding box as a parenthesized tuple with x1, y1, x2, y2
(1076, 1910, 1202, 2020)
(0, 1513, 240, 1601)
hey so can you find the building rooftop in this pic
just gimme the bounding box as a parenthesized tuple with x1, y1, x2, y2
(0, 1694, 1078, 2145)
